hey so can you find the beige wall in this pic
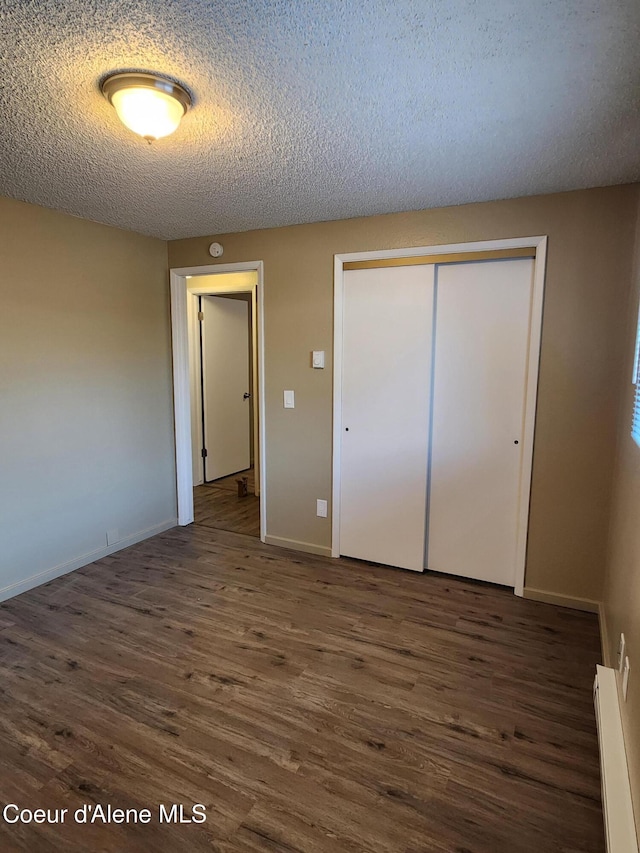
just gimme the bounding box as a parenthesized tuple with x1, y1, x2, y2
(0, 196, 175, 598)
(603, 191, 640, 834)
(170, 184, 639, 601)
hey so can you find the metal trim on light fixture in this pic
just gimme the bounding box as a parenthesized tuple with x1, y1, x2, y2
(101, 72, 191, 113)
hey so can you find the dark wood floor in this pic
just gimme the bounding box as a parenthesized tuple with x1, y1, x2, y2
(0, 523, 603, 852)
(194, 467, 260, 537)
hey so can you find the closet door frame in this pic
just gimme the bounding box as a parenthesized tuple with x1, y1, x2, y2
(332, 236, 548, 597)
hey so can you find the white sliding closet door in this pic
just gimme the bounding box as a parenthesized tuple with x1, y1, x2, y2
(340, 265, 434, 571)
(427, 259, 533, 585)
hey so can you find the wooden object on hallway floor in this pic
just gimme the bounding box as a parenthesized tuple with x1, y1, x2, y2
(236, 476, 249, 497)
(194, 467, 259, 538)
(0, 525, 604, 852)
(210, 466, 255, 494)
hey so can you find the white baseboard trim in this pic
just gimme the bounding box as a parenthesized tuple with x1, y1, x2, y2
(600, 602, 612, 668)
(0, 518, 177, 604)
(264, 535, 332, 558)
(522, 587, 600, 613)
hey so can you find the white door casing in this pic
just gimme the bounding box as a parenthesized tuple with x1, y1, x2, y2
(170, 261, 266, 542)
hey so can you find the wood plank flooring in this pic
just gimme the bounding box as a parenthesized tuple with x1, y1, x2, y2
(0, 523, 603, 852)
(194, 467, 260, 537)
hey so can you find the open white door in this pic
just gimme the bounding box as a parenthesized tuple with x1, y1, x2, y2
(201, 295, 251, 481)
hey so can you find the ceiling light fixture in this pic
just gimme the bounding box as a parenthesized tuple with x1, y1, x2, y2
(101, 72, 191, 142)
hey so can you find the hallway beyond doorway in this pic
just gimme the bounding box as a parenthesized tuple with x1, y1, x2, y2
(193, 466, 259, 537)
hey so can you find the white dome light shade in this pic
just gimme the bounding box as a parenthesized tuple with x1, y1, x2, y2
(111, 86, 184, 139)
(101, 73, 191, 141)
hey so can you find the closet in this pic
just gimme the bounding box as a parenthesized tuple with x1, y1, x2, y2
(338, 253, 536, 587)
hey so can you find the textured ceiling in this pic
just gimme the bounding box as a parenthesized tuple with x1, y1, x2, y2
(0, 1, 639, 240)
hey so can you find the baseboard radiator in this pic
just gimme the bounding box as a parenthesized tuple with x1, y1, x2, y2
(593, 665, 638, 853)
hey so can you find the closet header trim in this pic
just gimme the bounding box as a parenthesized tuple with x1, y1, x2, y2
(343, 246, 536, 271)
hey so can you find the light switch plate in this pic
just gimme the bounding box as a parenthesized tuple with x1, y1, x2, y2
(284, 390, 295, 408)
(312, 351, 325, 369)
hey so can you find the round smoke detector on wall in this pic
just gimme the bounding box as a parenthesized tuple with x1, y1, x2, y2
(209, 242, 223, 258)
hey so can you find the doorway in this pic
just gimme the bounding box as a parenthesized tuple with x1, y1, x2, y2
(194, 285, 258, 535)
(169, 262, 266, 542)
(332, 238, 547, 596)
(197, 292, 252, 482)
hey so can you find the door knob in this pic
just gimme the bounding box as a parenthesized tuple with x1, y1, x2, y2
(243, 392, 251, 400)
